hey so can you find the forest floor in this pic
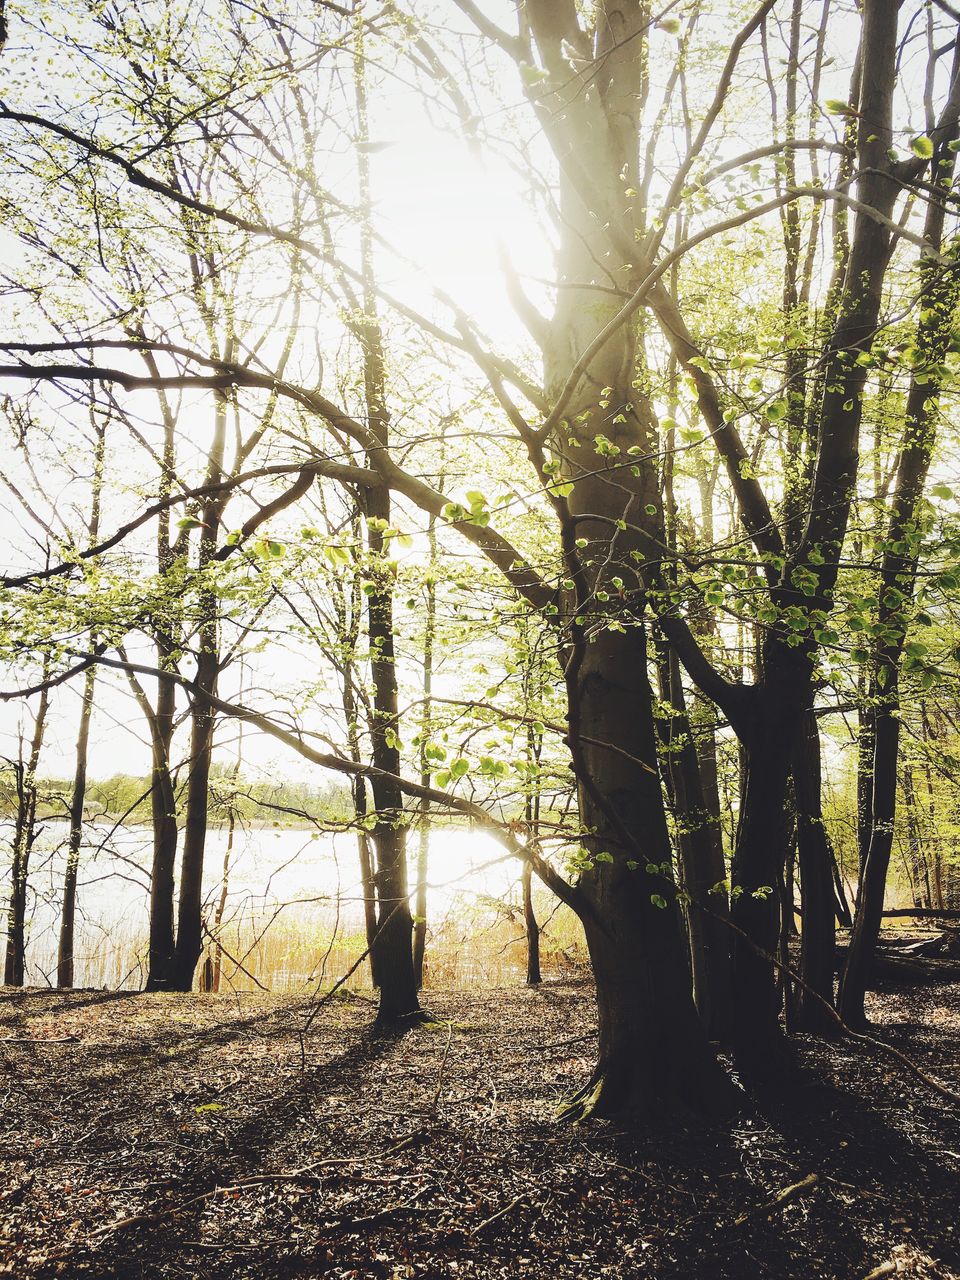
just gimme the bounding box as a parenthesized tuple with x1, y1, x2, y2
(1, 976, 959, 1280)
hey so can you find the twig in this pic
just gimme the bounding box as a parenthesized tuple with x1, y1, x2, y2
(732, 1173, 818, 1226)
(90, 1130, 433, 1240)
(470, 1193, 527, 1236)
(863, 1263, 898, 1280)
(0, 1035, 80, 1044)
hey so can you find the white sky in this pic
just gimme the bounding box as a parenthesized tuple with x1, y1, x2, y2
(0, 0, 947, 787)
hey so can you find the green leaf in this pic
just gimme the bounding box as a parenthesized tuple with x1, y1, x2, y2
(519, 61, 549, 86)
(824, 98, 854, 116)
(911, 134, 934, 159)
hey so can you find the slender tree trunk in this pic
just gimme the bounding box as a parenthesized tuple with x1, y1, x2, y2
(336, 531, 380, 986)
(56, 663, 97, 989)
(522, 713, 542, 987)
(57, 418, 106, 989)
(521, 859, 541, 987)
(4, 680, 49, 986)
(840, 700, 899, 1025)
(145, 662, 178, 990)
(729, 690, 797, 1081)
(792, 709, 838, 1033)
(413, 511, 437, 989)
(902, 764, 931, 909)
(355, 11, 418, 1023)
(655, 638, 732, 1042)
(169, 383, 228, 992)
(840, 74, 960, 1026)
(211, 806, 236, 994)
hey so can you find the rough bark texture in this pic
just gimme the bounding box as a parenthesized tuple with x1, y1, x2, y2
(524, 0, 734, 1116)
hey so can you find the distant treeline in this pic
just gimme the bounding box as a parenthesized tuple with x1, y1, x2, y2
(0, 764, 353, 829)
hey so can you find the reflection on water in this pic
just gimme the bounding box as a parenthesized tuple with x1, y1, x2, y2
(3, 820, 581, 991)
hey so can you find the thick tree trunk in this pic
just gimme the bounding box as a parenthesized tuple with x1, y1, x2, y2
(792, 709, 838, 1033)
(561, 630, 736, 1120)
(568, 888, 735, 1122)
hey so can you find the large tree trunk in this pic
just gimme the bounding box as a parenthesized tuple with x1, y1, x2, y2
(720, 0, 903, 1078)
(519, 0, 734, 1116)
(561, 629, 736, 1120)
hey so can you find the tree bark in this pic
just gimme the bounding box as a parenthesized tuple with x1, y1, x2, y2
(413, 510, 438, 990)
(56, 663, 96, 989)
(355, 11, 419, 1023)
(561, 628, 736, 1120)
(839, 64, 960, 1026)
(169, 372, 229, 992)
(4, 679, 49, 986)
(655, 638, 732, 1042)
(57, 417, 106, 989)
(791, 709, 838, 1033)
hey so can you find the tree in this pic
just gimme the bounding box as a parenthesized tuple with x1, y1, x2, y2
(2, 0, 959, 1120)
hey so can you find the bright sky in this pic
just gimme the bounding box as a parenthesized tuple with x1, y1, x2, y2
(0, 0, 945, 789)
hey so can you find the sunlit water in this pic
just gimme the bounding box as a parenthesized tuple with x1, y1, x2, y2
(4, 820, 537, 991)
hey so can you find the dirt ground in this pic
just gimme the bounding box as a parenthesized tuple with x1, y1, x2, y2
(1, 975, 959, 1279)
